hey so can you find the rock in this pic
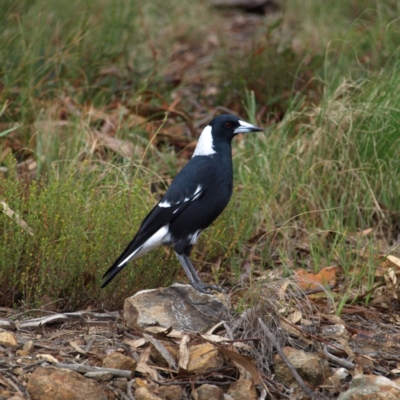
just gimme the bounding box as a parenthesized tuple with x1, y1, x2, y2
(27, 366, 108, 400)
(158, 385, 184, 399)
(135, 386, 163, 400)
(124, 283, 228, 332)
(223, 395, 234, 400)
(0, 390, 11, 399)
(328, 368, 350, 388)
(274, 347, 330, 387)
(114, 377, 128, 391)
(194, 384, 224, 400)
(338, 374, 400, 400)
(102, 352, 137, 372)
(187, 343, 224, 374)
(227, 379, 258, 400)
(0, 331, 18, 347)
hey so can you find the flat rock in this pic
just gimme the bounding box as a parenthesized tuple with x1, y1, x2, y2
(124, 283, 228, 332)
(187, 343, 224, 373)
(135, 386, 163, 400)
(194, 384, 224, 400)
(274, 346, 330, 387)
(27, 367, 108, 400)
(227, 379, 258, 400)
(158, 385, 184, 399)
(338, 374, 400, 400)
(102, 352, 137, 372)
(0, 331, 18, 347)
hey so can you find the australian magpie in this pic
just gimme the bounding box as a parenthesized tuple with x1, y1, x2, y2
(101, 114, 263, 293)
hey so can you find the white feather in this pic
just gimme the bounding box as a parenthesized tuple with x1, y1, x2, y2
(159, 185, 202, 211)
(192, 125, 216, 157)
(117, 225, 170, 266)
(190, 230, 202, 245)
(159, 200, 171, 208)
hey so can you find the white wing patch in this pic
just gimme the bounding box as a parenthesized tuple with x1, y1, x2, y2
(159, 185, 203, 211)
(192, 125, 216, 157)
(117, 225, 170, 267)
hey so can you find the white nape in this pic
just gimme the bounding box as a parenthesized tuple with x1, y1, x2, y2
(117, 225, 170, 267)
(192, 125, 216, 157)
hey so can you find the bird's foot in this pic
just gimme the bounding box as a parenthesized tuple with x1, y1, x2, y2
(191, 281, 225, 294)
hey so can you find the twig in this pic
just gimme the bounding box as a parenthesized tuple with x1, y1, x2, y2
(223, 322, 234, 340)
(127, 379, 135, 400)
(257, 318, 324, 400)
(3, 371, 31, 400)
(143, 333, 178, 371)
(84, 337, 95, 353)
(3, 372, 23, 394)
(0, 201, 34, 236)
(22, 360, 45, 371)
(54, 363, 132, 378)
(322, 345, 355, 370)
(152, 379, 232, 386)
(258, 387, 267, 400)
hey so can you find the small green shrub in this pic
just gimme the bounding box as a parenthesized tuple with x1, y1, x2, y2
(0, 159, 177, 309)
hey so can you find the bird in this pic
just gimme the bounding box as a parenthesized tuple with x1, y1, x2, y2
(101, 114, 263, 293)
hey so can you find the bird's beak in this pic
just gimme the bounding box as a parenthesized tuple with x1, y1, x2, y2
(234, 120, 263, 134)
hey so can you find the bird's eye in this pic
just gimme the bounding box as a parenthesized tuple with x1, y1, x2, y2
(224, 122, 233, 128)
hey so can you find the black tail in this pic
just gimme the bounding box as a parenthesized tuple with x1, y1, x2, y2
(100, 260, 128, 288)
(101, 239, 142, 288)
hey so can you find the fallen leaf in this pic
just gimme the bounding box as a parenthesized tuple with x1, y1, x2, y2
(218, 348, 261, 384)
(294, 266, 339, 291)
(123, 338, 146, 349)
(357, 228, 373, 237)
(178, 335, 190, 371)
(37, 354, 58, 364)
(287, 310, 302, 324)
(387, 255, 400, 268)
(277, 280, 290, 300)
(69, 340, 86, 354)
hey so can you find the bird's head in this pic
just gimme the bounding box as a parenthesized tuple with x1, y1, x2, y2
(193, 114, 263, 157)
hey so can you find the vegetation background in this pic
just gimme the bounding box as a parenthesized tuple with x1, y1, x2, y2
(0, 0, 399, 311)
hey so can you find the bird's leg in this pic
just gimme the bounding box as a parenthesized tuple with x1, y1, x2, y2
(175, 252, 223, 293)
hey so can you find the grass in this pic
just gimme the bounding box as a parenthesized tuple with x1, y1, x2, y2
(1, 0, 400, 310)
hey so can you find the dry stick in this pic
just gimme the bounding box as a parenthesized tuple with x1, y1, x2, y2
(257, 318, 325, 400)
(258, 387, 268, 400)
(143, 333, 178, 371)
(84, 337, 95, 353)
(322, 345, 355, 370)
(127, 379, 135, 400)
(152, 379, 232, 386)
(0, 201, 34, 236)
(4, 371, 32, 400)
(54, 363, 132, 378)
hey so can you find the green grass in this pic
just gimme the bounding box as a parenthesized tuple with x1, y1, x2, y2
(1, 0, 400, 310)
